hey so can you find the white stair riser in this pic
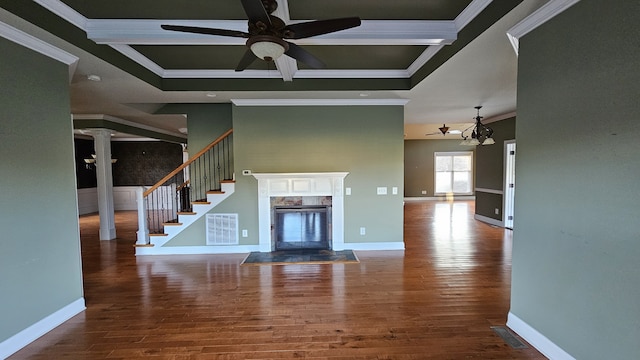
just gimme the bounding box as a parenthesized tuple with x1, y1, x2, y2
(149, 183, 234, 247)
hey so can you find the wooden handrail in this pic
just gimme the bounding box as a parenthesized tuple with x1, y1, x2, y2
(143, 129, 233, 197)
(176, 179, 190, 192)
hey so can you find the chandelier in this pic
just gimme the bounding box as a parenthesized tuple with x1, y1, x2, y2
(460, 106, 495, 146)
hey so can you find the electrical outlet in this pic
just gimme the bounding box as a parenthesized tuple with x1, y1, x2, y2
(377, 187, 387, 195)
(242, 229, 248, 237)
(360, 227, 366, 235)
(495, 208, 500, 215)
(345, 187, 351, 195)
(242, 169, 252, 175)
(421, 190, 427, 195)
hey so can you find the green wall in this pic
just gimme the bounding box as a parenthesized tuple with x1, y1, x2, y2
(157, 103, 232, 154)
(404, 139, 475, 197)
(0, 39, 84, 343)
(474, 117, 515, 220)
(511, 0, 639, 359)
(167, 105, 405, 247)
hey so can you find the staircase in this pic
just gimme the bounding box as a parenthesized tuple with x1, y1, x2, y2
(136, 129, 234, 248)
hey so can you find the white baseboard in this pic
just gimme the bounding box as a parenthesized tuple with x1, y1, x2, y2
(404, 196, 475, 201)
(135, 245, 261, 256)
(474, 214, 504, 227)
(340, 242, 405, 251)
(507, 312, 575, 360)
(0, 298, 85, 359)
(135, 242, 405, 255)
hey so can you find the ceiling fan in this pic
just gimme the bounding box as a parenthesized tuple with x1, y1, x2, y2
(161, 0, 361, 71)
(426, 124, 462, 136)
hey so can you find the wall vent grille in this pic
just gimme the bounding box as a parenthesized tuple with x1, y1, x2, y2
(206, 213, 239, 245)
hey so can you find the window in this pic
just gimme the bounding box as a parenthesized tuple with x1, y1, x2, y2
(434, 152, 473, 195)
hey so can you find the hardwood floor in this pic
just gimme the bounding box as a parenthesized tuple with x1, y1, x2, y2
(9, 201, 546, 359)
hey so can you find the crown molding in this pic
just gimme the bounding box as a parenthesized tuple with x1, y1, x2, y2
(109, 44, 164, 76)
(230, 99, 409, 107)
(507, 0, 581, 55)
(455, 0, 493, 30)
(0, 20, 79, 81)
(34, 0, 87, 30)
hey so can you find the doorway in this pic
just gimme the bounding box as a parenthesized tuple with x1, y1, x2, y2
(503, 141, 516, 229)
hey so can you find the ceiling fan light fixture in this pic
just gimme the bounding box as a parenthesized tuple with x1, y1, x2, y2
(247, 36, 288, 61)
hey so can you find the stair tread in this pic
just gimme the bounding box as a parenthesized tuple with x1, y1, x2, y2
(163, 222, 183, 226)
(177, 211, 197, 215)
(149, 233, 168, 237)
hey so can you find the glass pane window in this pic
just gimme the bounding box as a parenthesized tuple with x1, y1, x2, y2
(434, 152, 473, 195)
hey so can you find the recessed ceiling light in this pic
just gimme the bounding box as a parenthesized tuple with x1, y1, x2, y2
(206, 93, 217, 98)
(87, 74, 101, 81)
(178, 127, 188, 134)
(359, 93, 369, 97)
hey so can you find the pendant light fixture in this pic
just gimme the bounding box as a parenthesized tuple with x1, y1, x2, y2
(460, 106, 495, 146)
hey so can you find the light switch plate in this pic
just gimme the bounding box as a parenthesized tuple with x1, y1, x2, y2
(392, 187, 398, 195)
(345, 187, 351, 195)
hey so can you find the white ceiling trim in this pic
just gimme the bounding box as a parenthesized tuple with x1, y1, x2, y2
(31, 0, 491, 82)
(109, 44, 164, 77)
(0, 20, 79, 81)
(163, 69, 287, 79)
(73, 114, 187, 139)
(294, 70, 410, 79)
(507, 0, 581, 55)
(231, 99, 409, 106)
(406, 0, 492, 77)
(84, 19, 457, 46)
(274, 57, 297, 81)
(34, 0, 87, 29)
(455, 0, 493, 30)
(161, 69, 410, 79)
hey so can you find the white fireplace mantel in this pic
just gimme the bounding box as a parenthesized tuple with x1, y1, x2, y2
(252, 172, 349, 252)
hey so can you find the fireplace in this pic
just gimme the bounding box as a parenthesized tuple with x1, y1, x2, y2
(274, 205, 330, 250)
(253, 172, 348, 252)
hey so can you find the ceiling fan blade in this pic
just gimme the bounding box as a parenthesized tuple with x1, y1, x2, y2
(284, 42, 325, 69)
(240, 0, 271, 25)
(283, 17, 361, 39)
(235, 49, 258, 72)
(161, 24, 249, 38)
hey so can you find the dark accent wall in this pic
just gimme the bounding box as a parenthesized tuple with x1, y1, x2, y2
(74, 140, 183, 187)
(404, 140, 475, 197)
(111, 141, 183, 186)
(74, 138, 97, 189)
(511, 0, 639, 358)
(474, 117, 515, 220)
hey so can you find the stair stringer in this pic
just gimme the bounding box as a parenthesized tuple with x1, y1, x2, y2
(149, 181, 235, 248)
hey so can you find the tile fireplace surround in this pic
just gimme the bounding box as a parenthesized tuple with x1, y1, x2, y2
(252, 173, 348, 252)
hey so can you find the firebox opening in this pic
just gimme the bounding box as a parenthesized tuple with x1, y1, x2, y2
(274, 205, 330, 251)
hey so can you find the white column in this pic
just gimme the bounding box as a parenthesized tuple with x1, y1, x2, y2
(136, 186, 149, 245)
(90, 129, 116, 240)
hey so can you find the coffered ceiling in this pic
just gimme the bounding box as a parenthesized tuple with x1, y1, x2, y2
(0, 0, 560, 141)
